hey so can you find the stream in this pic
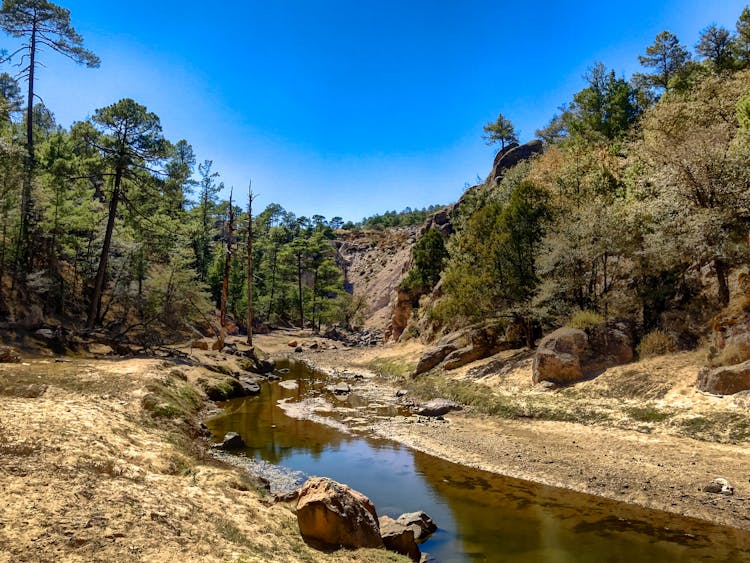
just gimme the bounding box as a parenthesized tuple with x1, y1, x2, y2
(205, 359, 750, 562)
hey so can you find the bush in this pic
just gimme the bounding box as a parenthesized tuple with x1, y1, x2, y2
(566, 309, 605, 330)
(637, 330, 677, 358)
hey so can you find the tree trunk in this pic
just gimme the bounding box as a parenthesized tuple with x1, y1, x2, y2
(87, 168, 123, 329)
(715, 258, 730, 307)
(217, 193, 234, 350)
(297, 253, 304, 328)
(246, 187, 253, 346)
(15, 19, 38, 283)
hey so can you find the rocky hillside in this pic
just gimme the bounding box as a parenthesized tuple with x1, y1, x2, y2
(334, 227, 417, 330)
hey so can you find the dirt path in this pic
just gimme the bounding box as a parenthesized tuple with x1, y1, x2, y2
(258, 331, 750, 533)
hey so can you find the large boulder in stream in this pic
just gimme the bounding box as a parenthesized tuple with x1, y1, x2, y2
(296, 477, 383, 549)
(416, 398, 462, 417)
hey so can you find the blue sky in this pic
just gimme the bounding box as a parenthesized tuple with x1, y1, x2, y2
(3, 0, 748, 221)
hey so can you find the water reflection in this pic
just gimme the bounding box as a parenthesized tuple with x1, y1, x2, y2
(206, 360, 750, 562)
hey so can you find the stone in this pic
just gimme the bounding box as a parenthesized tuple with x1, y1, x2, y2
(288, 340, 298, 347)
(332, 383, 350, 395)
(416, 398, 462, 417)
(379, 516, 421, 561)
(533, 325, 633, 385)
(215, 432, 244, 450)
(192, 340, 209, 350)
(703, 478, 734, 496)
(532, 327, 587, 385)
(278, 380, 299, 390)
(35, 328, 55, 340)
(396, 389, 409, 398)
(395, 511, 437, 542)
(296, 477, 383, 549)
(414, 344, 457, 375)
(295, 346, 303, 353)
(0, 345, 21, 363)
(239, 379, 261, 395)
(697, 361, 750, 395)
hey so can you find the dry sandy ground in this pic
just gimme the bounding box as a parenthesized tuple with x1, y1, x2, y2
(261, 330, 750, 534)
(0, 353, 406, 563)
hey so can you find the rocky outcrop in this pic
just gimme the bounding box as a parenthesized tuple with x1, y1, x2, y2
(379, 516, 420, 561)
(490, 140, 544, 185)
(296, 477, 383, 549)
(533, 324, 633, 385)
(0, 345, 21, 363)
(414, 322, 523, 375)
(385, 288, 413, 343)
(697, 361, 750, 395)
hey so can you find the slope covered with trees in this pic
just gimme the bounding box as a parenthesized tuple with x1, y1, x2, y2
(402, 9, 750, 358)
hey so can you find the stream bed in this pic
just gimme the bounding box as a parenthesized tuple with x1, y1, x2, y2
(205, 359, 749, 562)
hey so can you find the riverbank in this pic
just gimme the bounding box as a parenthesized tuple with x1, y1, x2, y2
(0, 353, 406, 562)
(255, 329, 750, 534)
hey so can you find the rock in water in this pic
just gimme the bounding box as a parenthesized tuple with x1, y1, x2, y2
(215, 432, 244, 450)
(379, 516, 421, 561)
(396, 511, 437, 542)
(296, 477, 383, 549)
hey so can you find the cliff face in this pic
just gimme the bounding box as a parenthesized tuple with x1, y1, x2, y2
(334, 227, 416, 330)
(336, 139, 545, 338)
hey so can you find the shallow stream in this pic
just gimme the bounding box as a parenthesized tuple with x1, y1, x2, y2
(206, 359, 749, 562)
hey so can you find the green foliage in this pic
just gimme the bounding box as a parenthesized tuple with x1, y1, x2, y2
(696, 24, 736, 71)
(566, 310, 605, 330)
(482, 113, 518, 149)
(634, 30, 691, 92)
(401, 228, 447, 301)
(637, 330, 677, 358)
(354, 204, 445, 230)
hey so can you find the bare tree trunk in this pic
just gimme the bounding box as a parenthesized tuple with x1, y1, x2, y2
(246, 184, 253, 346)
(217, 192, 234, 350)
(87, 168, 123, 329)
(715, 258, 730, 307)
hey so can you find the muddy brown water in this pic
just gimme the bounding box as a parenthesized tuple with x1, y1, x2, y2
(206, 359, 750, 562)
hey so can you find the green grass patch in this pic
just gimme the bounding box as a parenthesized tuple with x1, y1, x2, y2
(623, 405, 673, 423)
(365, 357, 416, 379)
(141, 374, 203, 419)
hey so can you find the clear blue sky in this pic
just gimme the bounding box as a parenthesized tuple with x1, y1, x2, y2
(3, 0, 748, 221)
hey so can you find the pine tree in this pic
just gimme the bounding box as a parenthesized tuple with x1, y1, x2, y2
(0, 0, 99, 277)
(635, 30, 691, 92)
(482, 113, 518, 149)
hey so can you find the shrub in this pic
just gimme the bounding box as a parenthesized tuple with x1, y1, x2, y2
(566, 309, 605, 330)
(637, 330, 677, 358)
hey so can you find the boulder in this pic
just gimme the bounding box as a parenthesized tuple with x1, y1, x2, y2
(379, 516, 420, 561)
(703, 478, 734, 496)
(395, 511, 437, 542)
(533, 325, 633, 385)
(288, 340, 298, 348)
(532, 328, 587, 384)
(697, 361, 750, 395)
(416, 398, 462, 417)
(414, 344, 457, 375)
(191, 340, 209, 350)
(214, 432, 244, 450)
(442, 345, 486, 371)
(0, 345, 21, 363)
(331, 383, 351, 395)
(296, 477, 383, 549)
(491, 140, 544, 185)
(35, 328, 55, 340)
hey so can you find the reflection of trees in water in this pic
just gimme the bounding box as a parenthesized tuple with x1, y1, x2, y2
(409, 449, 750, 562)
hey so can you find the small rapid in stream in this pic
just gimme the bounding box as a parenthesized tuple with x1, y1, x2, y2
(205, 359, 749, 562)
